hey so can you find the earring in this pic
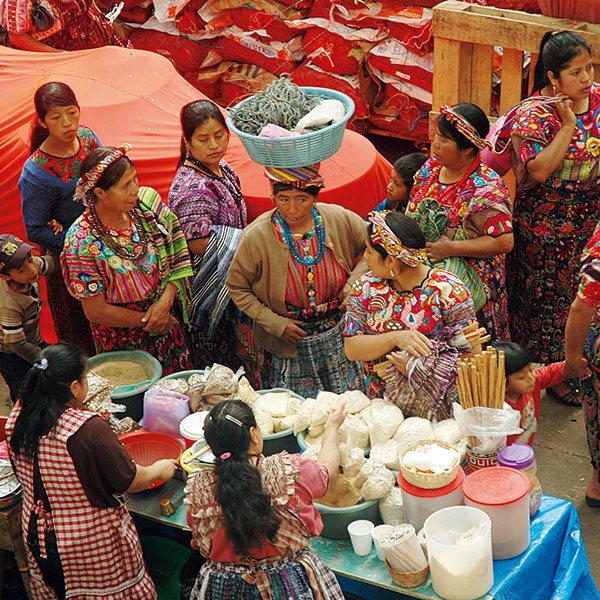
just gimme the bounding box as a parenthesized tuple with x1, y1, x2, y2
(389, 269, 395, 277)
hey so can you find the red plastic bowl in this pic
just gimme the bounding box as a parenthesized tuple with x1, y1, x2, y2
(119, 431, 184, 490)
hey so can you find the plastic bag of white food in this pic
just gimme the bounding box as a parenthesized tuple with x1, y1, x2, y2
(433, 418, 464, 445)
(255, 410, 274, 435)
(315, 391, 338, 412)
(302, 446, 320, 462)
(255, 392, 290, 418)
(294, 397, 316, 434)
(360, 467, 395, 500)
(273, 415, 295, 433)
(370, 439, 402, 471)
(394, 417, 434, 453)
(339, 414, 369, 450)
(370, 399, 404, 445)
(379, 488, 406, 526)
(354, 457, 389, 488)
(341, 389, 371, 414)
(339, 443, 366, 478)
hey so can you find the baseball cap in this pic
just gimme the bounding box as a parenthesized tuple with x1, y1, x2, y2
(0, 234, 35, 274)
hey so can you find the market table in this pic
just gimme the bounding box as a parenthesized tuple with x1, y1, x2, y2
(125, 481, 599, 600)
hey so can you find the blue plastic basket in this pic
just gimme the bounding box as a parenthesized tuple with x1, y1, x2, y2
(227, 86, 355, 168)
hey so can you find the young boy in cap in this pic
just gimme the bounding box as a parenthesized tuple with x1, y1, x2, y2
(0, 234, 54, 402)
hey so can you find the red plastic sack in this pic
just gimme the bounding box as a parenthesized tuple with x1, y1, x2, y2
(368, 98, 430, 143)
(291, 61, 373, 118)
(487, 0, 542, 13)
(303, 27, 375, 76)
(216, 32, 303, 76)
(229, 0, 306, 43)
(367, 39, 433, 92)
(129, 29, 211, 73)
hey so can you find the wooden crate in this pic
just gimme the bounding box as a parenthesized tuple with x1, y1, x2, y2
(431, 0, 600, 129)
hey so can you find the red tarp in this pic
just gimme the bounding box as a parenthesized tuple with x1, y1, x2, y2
(0, 46, 391, 341)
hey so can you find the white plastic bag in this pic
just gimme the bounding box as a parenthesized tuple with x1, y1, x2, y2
(153, 0, 191, 23)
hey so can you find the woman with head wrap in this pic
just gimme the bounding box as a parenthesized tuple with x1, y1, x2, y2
(226, 165, 366, 397)
(406, 103, 513, 341)
(61, 145, 194, 373)
(344, 211, 478, 419)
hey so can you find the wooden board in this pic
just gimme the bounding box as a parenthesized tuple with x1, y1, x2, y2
(433, 0, 600, 57)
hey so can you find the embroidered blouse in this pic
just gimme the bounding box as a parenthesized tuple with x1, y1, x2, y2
(167, 161, 247, 241)
(511, 85, 600, 185)
(344, 268, 476, 396)
(407, 158, 512, 240)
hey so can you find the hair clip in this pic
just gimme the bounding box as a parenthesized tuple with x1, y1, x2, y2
(225, 414, 243, 427)
(34, 358, 49, 371)
(219, 452, 232, 460)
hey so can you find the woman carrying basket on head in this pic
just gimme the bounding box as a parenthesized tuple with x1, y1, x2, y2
(406, 103, 513, 341)
(184, 398, 346, 600)
(226, 165, 366, 397)
(61, 145, 194, 373)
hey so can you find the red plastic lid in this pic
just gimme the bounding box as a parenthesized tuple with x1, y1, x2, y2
(463, 466, 529, 506)
(398, 466, 465, 498)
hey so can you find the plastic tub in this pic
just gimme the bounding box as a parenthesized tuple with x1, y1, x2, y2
(179, 412, 208, 449)
(227, 87, 355, 168)
(140, 536, 191, 600)
(87, 350, 162, 421)
(398, 467, 465, 532)
(424, 506, 493, 600)
(463, 466, 530, 559)
(315, 498, 379, 540)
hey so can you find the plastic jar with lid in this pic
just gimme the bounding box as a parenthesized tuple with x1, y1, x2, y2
(497, 443, 542, 516)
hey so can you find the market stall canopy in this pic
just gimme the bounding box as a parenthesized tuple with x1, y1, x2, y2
(0, 45, 390, 342)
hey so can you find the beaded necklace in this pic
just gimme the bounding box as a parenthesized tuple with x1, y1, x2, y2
(277, 207, 325, 266)
(88, 201, 149, 261)
(276, 208, 325, 309)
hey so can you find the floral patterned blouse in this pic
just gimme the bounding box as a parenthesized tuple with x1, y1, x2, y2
(344, 268, 476, 396)
(167, 161, 247, 241)
(407, 158, 512, 240)
(62, 205, 160, 305)
(511, 85, 600, 185)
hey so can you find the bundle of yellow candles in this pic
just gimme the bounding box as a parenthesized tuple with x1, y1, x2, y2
(457, 347, 505, 410)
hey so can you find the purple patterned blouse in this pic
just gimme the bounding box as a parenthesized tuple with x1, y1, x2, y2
(167, 161, 247, 240)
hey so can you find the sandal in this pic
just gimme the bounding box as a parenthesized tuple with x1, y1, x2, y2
(546, 387, 582, 408)
(585, 495, 600, 508)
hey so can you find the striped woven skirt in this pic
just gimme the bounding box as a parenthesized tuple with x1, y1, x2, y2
(260, 318, 365, 398)
(190, 548, 343, 600)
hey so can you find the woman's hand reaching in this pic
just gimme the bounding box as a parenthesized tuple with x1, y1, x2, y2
(47, 219, 63, 235)
(282, 319, 306, 343)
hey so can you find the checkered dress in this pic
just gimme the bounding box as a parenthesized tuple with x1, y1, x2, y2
(184, 452, 343, 600)
(6, 406, 156, 600)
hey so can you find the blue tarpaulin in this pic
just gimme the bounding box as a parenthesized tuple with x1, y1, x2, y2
(332, 496, 599, 600)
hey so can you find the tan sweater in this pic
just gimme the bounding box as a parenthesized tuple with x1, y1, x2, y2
(226, 203, 368, 358)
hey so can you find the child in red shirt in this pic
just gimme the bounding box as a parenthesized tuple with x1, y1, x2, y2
(494, 341, 566, 446)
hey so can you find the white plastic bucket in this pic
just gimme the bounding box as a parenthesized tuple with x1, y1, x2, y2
(424, 506, 493, 600)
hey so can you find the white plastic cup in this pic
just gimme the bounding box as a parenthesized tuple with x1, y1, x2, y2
(371, 524, 395, 561)
(347, 519, 374, 556)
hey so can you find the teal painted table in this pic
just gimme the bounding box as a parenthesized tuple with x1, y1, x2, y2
(125, 481, 598, 600)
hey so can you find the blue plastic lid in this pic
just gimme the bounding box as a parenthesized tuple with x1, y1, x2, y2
(497, 443, 535, 470)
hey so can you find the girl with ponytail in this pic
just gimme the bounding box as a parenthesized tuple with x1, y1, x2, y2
(19, 81, 98, 356)
(185, 399, 346, 600)
(6, 343, 177, 599)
